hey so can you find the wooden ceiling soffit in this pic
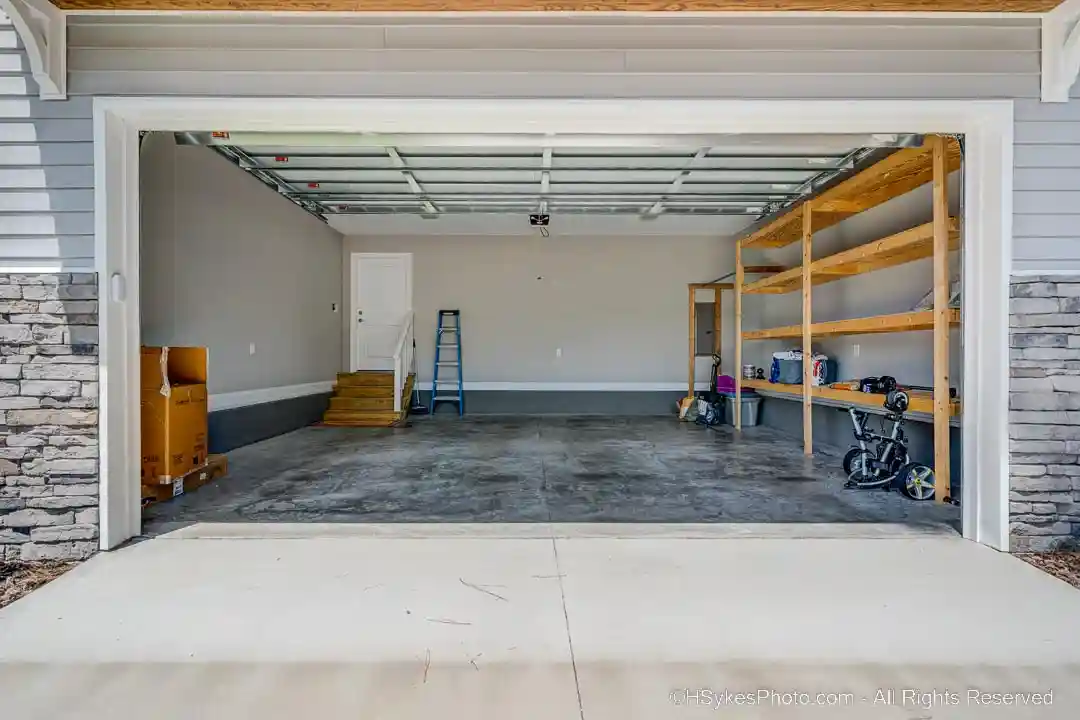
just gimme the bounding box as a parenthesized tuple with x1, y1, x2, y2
(48, 1, 1064, 13)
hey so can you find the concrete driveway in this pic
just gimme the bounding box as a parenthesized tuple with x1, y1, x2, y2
(2, 523, 1080, 719)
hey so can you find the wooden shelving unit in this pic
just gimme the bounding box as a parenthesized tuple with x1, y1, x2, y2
(734, 135, 962, 503)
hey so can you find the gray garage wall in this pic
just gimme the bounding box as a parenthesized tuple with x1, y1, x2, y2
(344, 233, 729, 396)
(139, 133, 343, 447)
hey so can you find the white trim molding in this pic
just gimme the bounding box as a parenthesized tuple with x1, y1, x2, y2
(94, 97, 1013, 553)
(208, 381, 334, 412)
(1042, 0, 1080, 102)
(0, 0, 66, 100)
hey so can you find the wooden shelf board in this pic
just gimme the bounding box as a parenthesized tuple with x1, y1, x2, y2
(689, 282, 734, 290)
(741, 325, 802, 340)
(813, 309, 960, 337)
(740, 205, 804, 250)
(741, 309, 960, 341)
(738, 137, 961, 251)
(742, 266, 803, 295)
(741, 378, 961, 416)
(813, 218, 960, 280)
(741, 218, 960, 296)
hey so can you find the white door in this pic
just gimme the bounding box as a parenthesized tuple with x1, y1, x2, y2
(351, 253, 413, 371)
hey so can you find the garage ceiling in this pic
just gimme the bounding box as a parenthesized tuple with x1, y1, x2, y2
(175, 132, 916, 222)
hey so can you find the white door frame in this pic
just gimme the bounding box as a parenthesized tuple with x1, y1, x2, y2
(94, 96, 1014, 551)
(349, 252, 414, 372)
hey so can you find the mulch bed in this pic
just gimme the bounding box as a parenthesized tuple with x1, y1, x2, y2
(1017, 552, 1080, 590)
(0, 560, 78, 610)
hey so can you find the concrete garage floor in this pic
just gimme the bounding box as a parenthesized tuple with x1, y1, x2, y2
(144, 416, 960, 531)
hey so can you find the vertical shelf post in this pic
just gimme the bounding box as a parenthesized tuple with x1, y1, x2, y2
(931, 136, 952, 502)
(801, 206, 814, 455)
(735, 244, 744, 429)
(687, 285, 696, 399)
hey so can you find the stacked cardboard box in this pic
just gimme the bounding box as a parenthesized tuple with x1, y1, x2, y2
(140, 346, 225, 507)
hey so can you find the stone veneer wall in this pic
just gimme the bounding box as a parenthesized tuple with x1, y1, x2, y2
(0, 274, 99, 561)
(1010, 275, 1080, 551)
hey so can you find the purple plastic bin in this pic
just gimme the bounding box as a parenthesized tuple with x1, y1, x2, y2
(716, 375, 736, 393)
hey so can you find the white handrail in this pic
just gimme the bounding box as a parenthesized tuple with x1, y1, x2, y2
(392, 311, 414, 414)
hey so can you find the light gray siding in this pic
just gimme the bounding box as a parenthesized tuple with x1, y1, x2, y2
(1, 13, 1079, 272)
(0, 12, 94, 272)
(1014, 99, 1080, 273)
(65, 15, 1041, 99)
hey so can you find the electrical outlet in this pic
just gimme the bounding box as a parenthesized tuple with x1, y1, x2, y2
(249, 343, 256, 356)
(556, 348, 562, 359)
(332, 303, 338, 313)
(853, 343, 861, 358)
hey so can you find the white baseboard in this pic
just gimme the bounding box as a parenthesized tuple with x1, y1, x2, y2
(208, 381, 334, 412)
(417, 382, 710, 392)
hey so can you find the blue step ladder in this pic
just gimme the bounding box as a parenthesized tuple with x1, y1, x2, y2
(431, 310, 464, 415)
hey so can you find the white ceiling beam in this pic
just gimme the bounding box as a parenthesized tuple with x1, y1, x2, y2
(0, 0, 66, 99)
(387, 146, 438, 216)
(1042, 0, 1080, 102)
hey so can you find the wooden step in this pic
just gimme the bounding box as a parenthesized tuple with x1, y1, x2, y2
(330, 395, 394, 411)
(336, 371, 394, 388)
(320, 373, 415, 428)
(322, 409, 401, 427)
(333, 384, 396, 399)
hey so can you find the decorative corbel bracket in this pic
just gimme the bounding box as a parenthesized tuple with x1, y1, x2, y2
(1043, 0, 1080, 103)
(1, 0, 66, 100)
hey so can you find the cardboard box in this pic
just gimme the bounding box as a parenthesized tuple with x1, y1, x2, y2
(142, 454, 228, 507)
(141, 346, 209, 485)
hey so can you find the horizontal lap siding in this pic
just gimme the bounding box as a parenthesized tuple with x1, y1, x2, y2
(4, 14, 1070, 270)
(0, 13, 94, 272)
(1014, 100, 1080, 273)
(65, 16, 1041, 99)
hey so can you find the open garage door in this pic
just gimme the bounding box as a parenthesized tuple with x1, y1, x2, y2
(132, 128, 964, 534)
